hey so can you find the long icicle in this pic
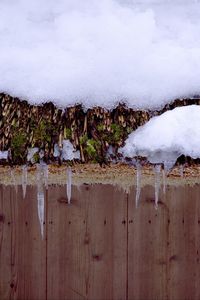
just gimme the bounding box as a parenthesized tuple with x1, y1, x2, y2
(22, 165, 27, 199)
(154, 165, 161, 209)
(66, 167, 72, 204)
(135, 162, 141, 208)
(36, 164, 45, 239)
(162, 168, 166, 195)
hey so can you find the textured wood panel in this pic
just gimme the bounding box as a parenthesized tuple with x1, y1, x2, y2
(47, 184, 127, 300)
(1, 183, 200, 300)
(0, 185, 12, 300)
(128, 184, 168, 300)
(0, 185, 46, 300)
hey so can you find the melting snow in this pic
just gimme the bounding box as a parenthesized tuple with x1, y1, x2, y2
(62, 140, 80, 161)
(120, 105, 200, 165)
(0, 151, 8, 160)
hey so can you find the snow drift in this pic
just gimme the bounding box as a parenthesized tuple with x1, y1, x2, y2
(1, 0, 200, 109)
(120, 105, 200, 165)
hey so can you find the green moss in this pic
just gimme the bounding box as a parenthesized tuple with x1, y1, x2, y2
(97, 124, 104, 132)
(86, 139, 101, 162)
(11, 131, 27, 163)
(64, 127, 72, 139)
(110, 124, 123, 142)
(80, 134, 88, 145)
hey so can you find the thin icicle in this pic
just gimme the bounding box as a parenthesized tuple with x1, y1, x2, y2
(66, 167, 72, 204)
(21, 165, 27, 199)
(162, 168, 166, 195)
(42, 164, 48, 190)
(10, 168, 18, 193)
(37, 188, 44, 239)
(154, 165, 161, 209)
(135, 163, 141, 208)
(36, 164, 45, 239)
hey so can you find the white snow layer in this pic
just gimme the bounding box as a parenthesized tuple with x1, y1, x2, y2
(120, 105, 200, 163)
(1, 0, 200, 109)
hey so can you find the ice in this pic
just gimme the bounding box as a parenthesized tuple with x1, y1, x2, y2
(66, 167, 72, 204)
(36, 164, 45, 238)
(135, 163, 141, 208)
(162, 168, 166, 195)
(10, 168, 18, 193)
(37, 188, 45, 239)
(42, 164, 48, 190)
(62, 140, 80, 161)
(154, 165, 161, 209)
(21, 165, 27, 199)
(53, 144, 60, 158)
(1, 2, 200, 109)
(121, 106, 200, 163)
(27, 147, 39, 163)
(0, 151, 8, 160)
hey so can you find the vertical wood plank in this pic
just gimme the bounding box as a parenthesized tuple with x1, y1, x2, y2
(9, 185, 46, 300)
(128, 184, 168, 300)
(167, 184, 200, 300)
(47, 184, 127, 300)
(0, 185, 12, 300)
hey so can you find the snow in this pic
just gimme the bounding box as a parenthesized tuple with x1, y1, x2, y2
(1, 1, 200, 109)
(120, 105, 200, 163)
(0, 151, 8, 160)
(62, 140, 80, 161)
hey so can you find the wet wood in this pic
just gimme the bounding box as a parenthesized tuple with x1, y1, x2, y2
(1, 183, 200, 300)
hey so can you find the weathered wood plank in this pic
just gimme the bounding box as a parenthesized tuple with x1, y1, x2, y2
(167, 185, 200, 300)
(128, 184, 168, 300)
(10, 186, 46, 300)
(47, 184, 127, 300)
(0, 185, 12, 300)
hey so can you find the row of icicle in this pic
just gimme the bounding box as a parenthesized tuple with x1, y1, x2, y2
(20, 163, 72, 239)
(13, 162, 185, 238)
(135, 163, 184, 209)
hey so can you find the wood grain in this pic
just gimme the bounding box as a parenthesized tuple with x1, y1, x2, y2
(1, 182, 200, 300)
(47, 184, 127, 300)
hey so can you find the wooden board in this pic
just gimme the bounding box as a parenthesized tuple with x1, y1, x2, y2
(0, 185, 12, 300)
(1, 182, 200, 300)
(167, 185, 200, 300)
(47, 184, 128, 300)
(0, 185, 46, 300)
(128, 184, 168, 300)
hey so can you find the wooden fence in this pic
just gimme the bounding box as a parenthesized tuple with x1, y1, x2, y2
(0, 183, 200, 300)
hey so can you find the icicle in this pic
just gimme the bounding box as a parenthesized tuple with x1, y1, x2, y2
(154, 165, 161, 209)
(36, 164, 45, 239)
(37, 188, 44, 239)
(179, 165, 184, 178)
(21, 165, 27, 199)
(162, 168, 166, 194)
(10, 168, 18, 193)
(66, 167, 72, 204)
(135, 163, 141, 208)
(43, 164, 48, 190)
